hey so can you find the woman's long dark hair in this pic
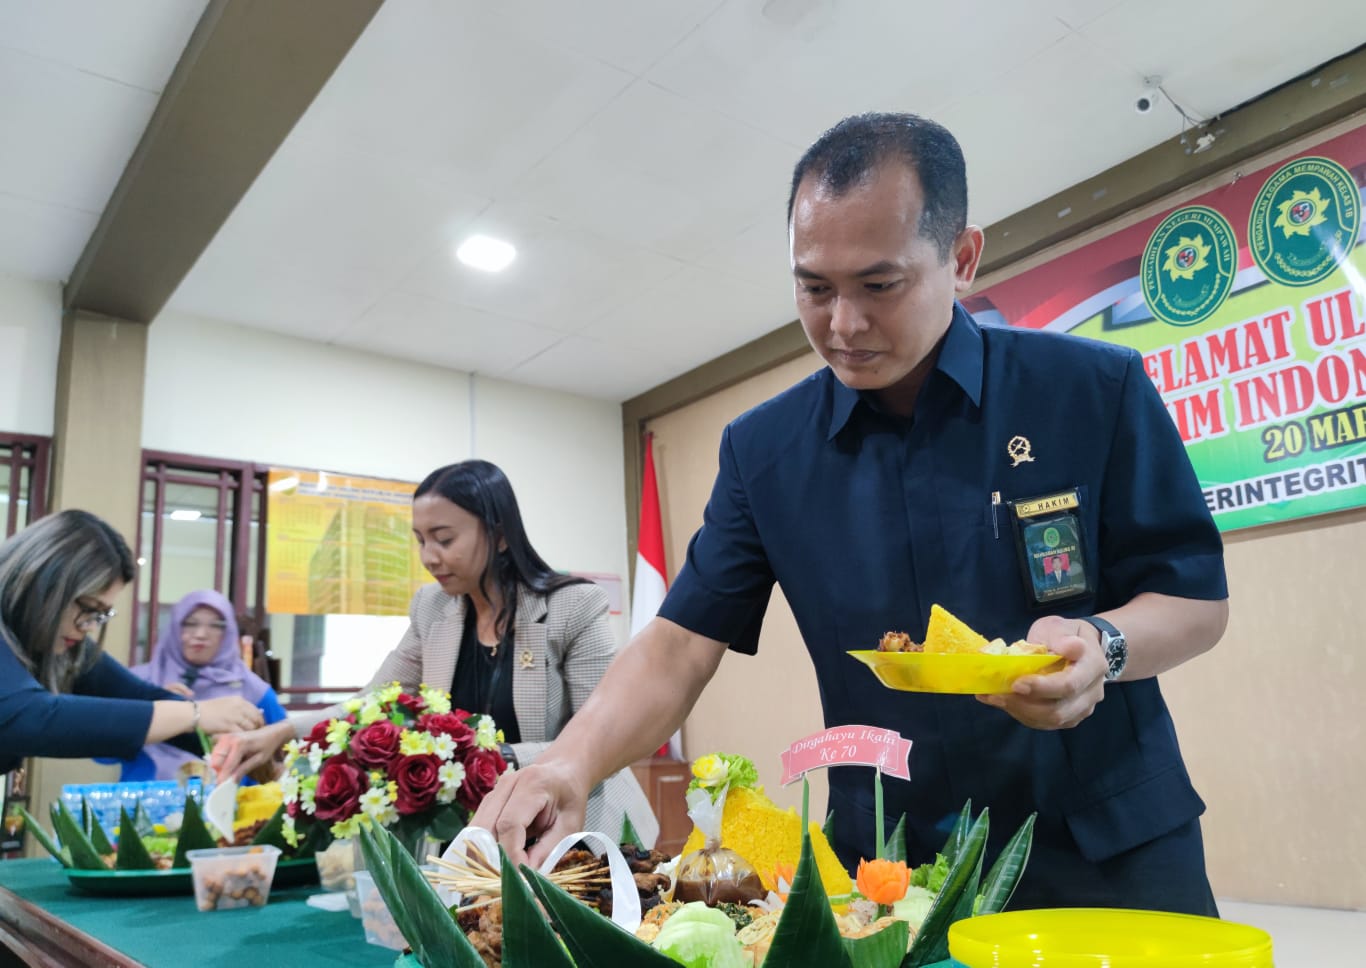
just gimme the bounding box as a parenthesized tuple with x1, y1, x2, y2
(0, 509, 136, 692)
(415, 461, 584, 638)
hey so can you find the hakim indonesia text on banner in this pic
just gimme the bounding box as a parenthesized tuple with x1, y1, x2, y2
(968, 122, 1366, 531)
(781, 725, 913, 786)
(631, 435, 683, 760)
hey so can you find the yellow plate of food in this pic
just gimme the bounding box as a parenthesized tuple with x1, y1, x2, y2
(848, 650, 1065, 694)
(848, 605, 1066, 695)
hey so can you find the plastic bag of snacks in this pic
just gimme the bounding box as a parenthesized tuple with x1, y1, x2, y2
(673, 785, 766, 907)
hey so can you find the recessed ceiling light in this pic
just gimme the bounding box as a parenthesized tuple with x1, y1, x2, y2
(455, 235, 516, 272)
(169, 509, 202, 522)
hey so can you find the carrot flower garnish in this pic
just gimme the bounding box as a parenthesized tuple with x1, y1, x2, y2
(856, 857, 909, 905)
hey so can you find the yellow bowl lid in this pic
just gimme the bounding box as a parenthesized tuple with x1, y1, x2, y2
(949, 908, 1274, 967)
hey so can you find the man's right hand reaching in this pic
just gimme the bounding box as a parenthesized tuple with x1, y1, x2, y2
(470, 758, 591, 869)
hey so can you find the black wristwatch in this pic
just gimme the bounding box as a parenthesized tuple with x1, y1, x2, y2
(1082, 616, 1127, 681)
(499, 743, 519, 770)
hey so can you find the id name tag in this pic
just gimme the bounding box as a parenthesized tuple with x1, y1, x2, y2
(1007, 487, 1093, 606)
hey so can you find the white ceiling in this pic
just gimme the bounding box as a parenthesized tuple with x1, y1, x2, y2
(3, 0, 1364, 400)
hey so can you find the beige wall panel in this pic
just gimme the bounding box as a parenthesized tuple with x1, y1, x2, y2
(1162, 509, 1366, 910)
(30, 310, 148, 854)
(647, 353, 823, 816)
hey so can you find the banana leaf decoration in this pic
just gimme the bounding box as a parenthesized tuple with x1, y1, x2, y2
(977, 813, 1035, 917)
(499, 849, 575, 968)
(759, 831, 853, 968)
(25, 793, 297, 872)
(525, 864, 677, 967)
(170, 794, 218, 869)
(903, 810, 989, 967)
(357, 802, 1036, 968)
(19, 807, 69, 868)
(114, 807, 157, 870)
(50, 800, 105, 870)
(80, 797, 115, 855)
(355, 822, 484, 968)
(844, 920, 910, 968)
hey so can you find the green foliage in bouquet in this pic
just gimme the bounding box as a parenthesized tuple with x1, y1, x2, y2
(281, 683, 509, 861)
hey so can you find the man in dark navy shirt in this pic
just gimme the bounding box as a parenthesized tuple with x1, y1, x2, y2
(476, 113, 1229, 915)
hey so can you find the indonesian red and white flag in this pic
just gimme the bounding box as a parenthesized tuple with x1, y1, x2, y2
(631, 434, 683, 760)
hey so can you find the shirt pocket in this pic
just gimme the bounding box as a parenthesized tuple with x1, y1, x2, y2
(937, 484, 1099, 630)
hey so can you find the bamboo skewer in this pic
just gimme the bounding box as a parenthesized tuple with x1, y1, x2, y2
(423, 848, 613, 914)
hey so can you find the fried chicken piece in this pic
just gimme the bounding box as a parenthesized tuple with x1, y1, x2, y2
(878, 631, 922, 652)
(634, 871, 671, 895)
(621, 844, 672, 873)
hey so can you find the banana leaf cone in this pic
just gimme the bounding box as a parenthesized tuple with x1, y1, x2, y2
(356, 822, 484, 968)
(26, 794, 271, 873)
(356, 804, 1037, 968)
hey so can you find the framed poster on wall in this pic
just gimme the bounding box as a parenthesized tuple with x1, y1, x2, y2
(264, 468, 428, 616)
(969, 121, 1366, 531)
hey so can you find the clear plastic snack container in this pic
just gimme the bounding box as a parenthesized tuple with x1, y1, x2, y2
(353, 870, 407, 949)
(187, 845, 281, 911)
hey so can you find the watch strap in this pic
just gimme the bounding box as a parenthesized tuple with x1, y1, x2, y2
(1082, 615, 1126, 680)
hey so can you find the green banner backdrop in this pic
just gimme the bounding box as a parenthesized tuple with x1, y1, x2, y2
(968, 123, 1366, 532)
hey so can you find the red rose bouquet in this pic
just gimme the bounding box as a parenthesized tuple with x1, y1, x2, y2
(280, 683, 507, 857)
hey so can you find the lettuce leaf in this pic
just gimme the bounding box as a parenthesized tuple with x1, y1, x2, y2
(909, 853, 949, 893)
(652, 902, 746, 968)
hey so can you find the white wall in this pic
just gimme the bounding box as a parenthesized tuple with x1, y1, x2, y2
(0, 272, 61, 435)
(142, 313, 630, 650)
(142, 311, 470, 481)
(472, 375, 627, 579)
(473, 374, 630, 644)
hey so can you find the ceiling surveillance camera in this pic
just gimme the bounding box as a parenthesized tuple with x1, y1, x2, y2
(1135, 75, 1161, 115)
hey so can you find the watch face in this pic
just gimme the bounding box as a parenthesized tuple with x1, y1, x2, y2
(1103, 632, 1127, 679)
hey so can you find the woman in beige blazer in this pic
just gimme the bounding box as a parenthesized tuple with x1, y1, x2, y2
(213, 460, 658, 846)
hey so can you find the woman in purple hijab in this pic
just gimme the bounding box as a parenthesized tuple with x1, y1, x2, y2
(121, 590, 286, 782)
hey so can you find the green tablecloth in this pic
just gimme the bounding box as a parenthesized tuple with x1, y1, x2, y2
(0, 858, 396, 967)
(0, 858, 970, 967)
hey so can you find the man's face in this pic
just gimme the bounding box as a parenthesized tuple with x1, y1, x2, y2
(789, 161, 982, 415)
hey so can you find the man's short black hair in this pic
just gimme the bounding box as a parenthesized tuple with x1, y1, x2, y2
(787, 112, 968, 261)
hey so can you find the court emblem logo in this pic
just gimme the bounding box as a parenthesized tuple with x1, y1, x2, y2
(1007, 436, 1035, 468)
(1249, 155, 1360, 287)
(1141, 205, 1237, 327)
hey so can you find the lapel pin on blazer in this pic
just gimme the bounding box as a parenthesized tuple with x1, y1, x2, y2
(519, 649, 534, 670)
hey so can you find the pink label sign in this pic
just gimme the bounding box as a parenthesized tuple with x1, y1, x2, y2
(780, 725, 913, 786)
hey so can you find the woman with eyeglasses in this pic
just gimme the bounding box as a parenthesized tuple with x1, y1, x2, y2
(110, 590, 286, 782)
(0, 510, 265, 775)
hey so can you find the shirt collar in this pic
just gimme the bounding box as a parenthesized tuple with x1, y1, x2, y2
(826, 302, 984, 440)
